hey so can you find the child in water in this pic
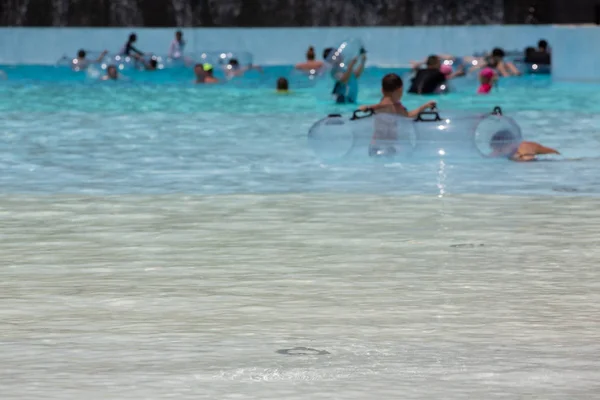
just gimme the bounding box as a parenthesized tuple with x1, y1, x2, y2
(490, 130, 560, 161)
(478, 67, 497, 94)
(359, 73, 436, 156)
(276, 77, 289, 93)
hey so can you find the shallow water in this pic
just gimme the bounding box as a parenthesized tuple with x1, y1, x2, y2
(1, 194, 600, 399)
(1, 64, 600, 399)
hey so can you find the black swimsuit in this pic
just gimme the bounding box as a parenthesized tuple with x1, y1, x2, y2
(123, 42, 143, 56)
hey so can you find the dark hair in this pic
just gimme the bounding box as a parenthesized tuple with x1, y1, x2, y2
(323, 48, 333, 60)
(149, 59, 158, 68)
(525, 46, 535, 57)
(129, 33, 137, 42)
(426, 55, 440, 67)
(77, 49, 86, 58)
(176, 30, 182, 36)
(307, 46, 315, 60)
(382, 73, 403, 92)
(277, 77, 289, 91)
(492, 48, 505, 58)
(229, 59, 239, 66)
(538, 39, 548, 50)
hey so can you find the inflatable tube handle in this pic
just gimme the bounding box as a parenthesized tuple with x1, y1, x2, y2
(350, 108, 374, 120)
(415, 110, 442, 122)
(492, 106, 503, 115)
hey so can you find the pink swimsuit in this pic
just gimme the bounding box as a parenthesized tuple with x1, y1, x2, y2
(477, 83, 492, 94)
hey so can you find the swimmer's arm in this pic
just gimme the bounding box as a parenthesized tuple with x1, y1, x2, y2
(354, 55, 367, 78)
(130, 45, 144, 56)
(95, 50, 108, 63)
(496, 62, 511, 77)
(447, 66, 466, 80)
(505, 61, 522, 76)
(406, 101, 437, 118)
(410, 60, 424, 71)
(338, 58, 358, 84)
(468, 63, 484, 74)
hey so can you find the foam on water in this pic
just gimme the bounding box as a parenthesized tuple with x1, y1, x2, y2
(1, 194, 600, 399)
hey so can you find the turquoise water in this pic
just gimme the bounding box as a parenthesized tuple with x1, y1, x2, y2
(1, 65, 598, 196)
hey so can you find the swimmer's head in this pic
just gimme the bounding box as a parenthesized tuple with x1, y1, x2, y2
(149, 59, 158, 69)
(77, 49, 86, 58)
(228, 59, 240, 69)
(129, 33, 137, 43)
(538, 39, 548, 51)
(276, 77, 289, 92)
(323, 48, 333, 60)
(426, 55, 441, 69)
(491, 48, 505, 61)
(203, 63, 214, 76)
(307, 46, 316, 61)
(176, 30, 183, 41)
(490, 130, 518, 155)
(107, 65, 118, 79)
(525, 46, 536, 57)
(194, 63, 205, 78)
(381, 73, 403, 101)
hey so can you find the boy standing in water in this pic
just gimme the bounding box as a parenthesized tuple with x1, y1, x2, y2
(359, 73, 436, 156)
(359, 73, 436, 117)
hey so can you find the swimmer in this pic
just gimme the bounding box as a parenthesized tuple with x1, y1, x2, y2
(469, 48, 521, 77)
(145, 58, 158, 71)
(477, 68, 497, 94)
(120, 33, 144, 61)
(524, 39, 551, 65)
(194, 63, 219, 84)
(74, 49, 108, 69)
(226, 58, 263, 78)
(324, 47, 366, 104)
(489, 130, 560, 162)
(168, 30, 185, 59)
(276, 77, 289, 93)
(101, 65, 119, 81)
(295, 46, 324, 72)
(359, 73, 436, 156)
(408, 55, 464, 95)
(202, 64, 219, 83)
(410, 54, 465, 80)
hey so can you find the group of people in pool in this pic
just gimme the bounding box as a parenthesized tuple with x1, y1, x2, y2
(67, 33, 558, 161)
(70, 30, 551, 99)
(357, 73, 559, 162)
(72, 31, 259, 82)
(290, 40, 551, 102)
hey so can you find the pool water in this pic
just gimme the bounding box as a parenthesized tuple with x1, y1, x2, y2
(0, 65, 599, 196)
(1, 64, 600, 400)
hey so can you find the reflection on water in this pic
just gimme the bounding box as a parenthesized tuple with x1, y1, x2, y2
(1, 194, 599, 399)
